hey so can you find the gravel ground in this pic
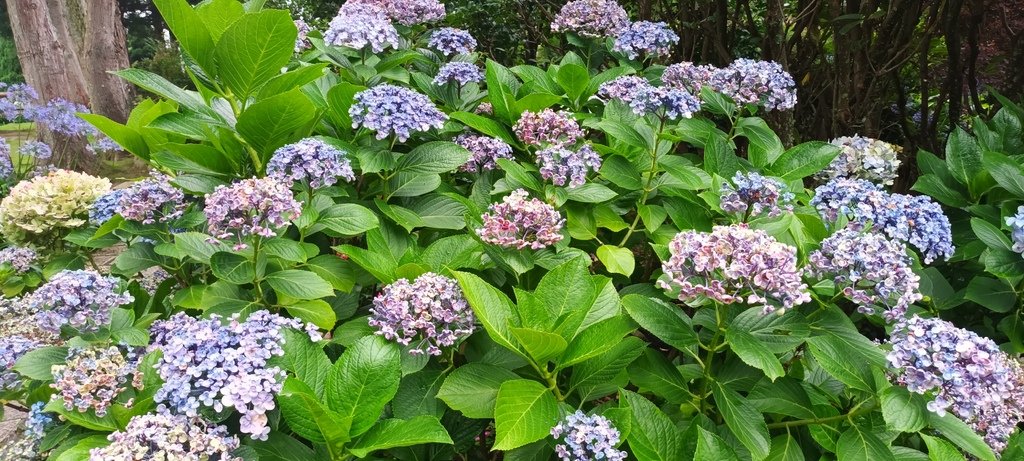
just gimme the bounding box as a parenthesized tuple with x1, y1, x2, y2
(0, 406, 26, 443)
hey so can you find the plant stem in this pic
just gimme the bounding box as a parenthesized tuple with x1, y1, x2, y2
(766, 401, 874, 429)
(699, 303, 725, 414)
(618, 120, 664, 247)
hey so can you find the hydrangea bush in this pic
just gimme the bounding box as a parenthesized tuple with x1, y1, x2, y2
(2, 1, 1022, 460)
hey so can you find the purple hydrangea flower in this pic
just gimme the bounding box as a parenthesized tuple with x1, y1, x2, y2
(626, 85, 701, 119)
(550, 411, 627, 461)
(370, 272, 475, 356)
(597, 76, 651, 104)
(24, 402, 53, 441)
(149, 311, 320, 440)
(324, 3, 399, 53)
(204, 176, 302, 251)
(551, 0, 630, 38)
(51, 345, 143, 417)
(0, 83, 39, 121)
(537, 144, 601, 188)
(0, 137, 13, 179)
(267, 138, 355, 189)
(613, 21, 679, 60)
(294, 19, 311, 53)
(888, 316, 1024, 453)
(478, 189, 564, 249)
(513, 109, 585, 147)
(18, 141, 51, 161)
(817, 135, 903, 185)
(118, 172, 187, 225)
(0, 336, 40, 391)
(708, 59, 797, 111)
(28, 270, 133, 334)
(30, 98, 96, 137)
(138, 267, 174, 295)
(1006, 206, 1024, 255)
(662, 61, 718, 93)
(808, 229, 921, 321)
(434, 62, 484, 86)
(350, 84, 447, 141)
(658, 225, 810, 314)
(87, 135, 123, 156)
(0, 246, 38, 273)
(475, 102, 493, 115)
(374, 0, 446, 26)
(719, 172, 793, 219)
(455, 134, 514, 173)
(89, 189, 126, 225)
(89, 413, 241, 460)
(428, 27, 477, 56)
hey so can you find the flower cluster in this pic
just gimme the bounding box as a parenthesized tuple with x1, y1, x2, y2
(138, 267, 174, 295)
(0, 169, 111, 244)
(434, 62, 484, 86)
(28, 270, 133, 334)
(350, 84, 448, 142)
(598, 76, 650, 103)
(352, 0, 446, 26)
(0, 137, 12, 178)
(428, 28, 477, 56)
(149, 311, 320, 440)
(599, 77, 700, 119)
(808, 229, 921, 321)
(0, 246, 37, 273)
(0, 83, 39, 121)
(18, 141, 51, 161)
(513, 109, 585, 147)
(475, 102, 493, 115)
(478, 189, 564, 249)
(30, 98, 95, 137)
(888, 316, 1024, 453)
(118, 172, 187, 224)
(817, 135, 902, 185)
(89, 413, 241, 461)
(370, 272, 475, 355)
(87, 135, 123, 156)
(0, 336, 40, 391)
(267, 138, 355, 189)
(811, 178, 955, 263)
(659, 225, 810, 314)
(455, 134, 514, 173)
(50, 345, 143, 417)
(613, 21, 679, 60)
(1007, 206, 1024, 255)
(662, 61, 718, 93)
(294, 19, 311, 53)
(550, 411, 628, 461)
(708, 59, 797, 111)
(204, 176, 302, 251)
(24, 402, 53, 441)
(719, 172, 793, 219)
(537, 144, 602, 188)
(325, 3, 399, 53)
(551, 0, 630, 38)
(0, 297, 57, 345)
(89, 189, 126, 225)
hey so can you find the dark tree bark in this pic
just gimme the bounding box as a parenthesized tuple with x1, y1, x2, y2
(84, 0, 134, 123)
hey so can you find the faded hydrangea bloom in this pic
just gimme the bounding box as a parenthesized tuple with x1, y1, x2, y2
(817, 135, 903, 185)
(658, 225, 810, 314)
(350, 84, 448, 142)
(513, 109, 585, 147)
(598, 76, 651, 104)
(89, 413, 241, 461)
(455, 134, 514, 173)
(475, 102, 493, 115)
(550, 411, 628, 461)
(149, 311, 321, 440)
(268, 138, 355, 189)
(324, 3, 399, 53)
(888, 316, 1024, 453)
(662, 61, 718, 94)
(28, 270, 133, 335)
(613, 21, 679, 60)
(478, 189, 564, 249)
(294, 19, 311, 53)
(551, 0, 629, 38)
(1006, 206, 1024, 255)
(719, 172, 793, 220)
(0, 335, 40, 391)
(50, 345, 143, 417)
(428, 27, 477, 56)
(89, 189, 125, 225)
(434, 62, 484, 86)
(0, 169, 111, 245)
(204, 176, 302, 251)
(0, 297, 57, 345)
(118, 172, 187, 225)
(0, 83, 39, 121)
(537, 144, 601, 188)
(18, 141, 51, 161)
(808, 229, 921, 321)
(0, 246, 38, 273)
(708, 59, 797, 111)
(370, 272, 475, 356)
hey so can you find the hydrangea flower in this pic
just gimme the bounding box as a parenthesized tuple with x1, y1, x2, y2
(0, 83, 39, 121)
(89, 413, 241, 461)
(662, 61, 718, 93)
(455, 134, 514, 173)
(0, 246, 37, 273)
(478, 189, 564, 249)
(118, 172, 187, 224)
(204, 176, 302, 251)
(808, 229, 921, 321)
(51, 345, 143, 417)
(28, 270, 133, 334)
(434, 62, 484, 86)
(537, 144, 601, 188)
(613, 21, 679, 60)
(294, 19, 311, 53)
(719, 172, 793, 219)
(597, 76, 651, 104)
(626, 85, 701, 119)
(149, 311, 320, 440)
(24, 402, 53, 441)
(888, 316, 1024, 453)
(18, 140, 51, 161)
(428, 27, 477, 56)
(551, 0, 630, 38)
(513, 109, 585, 147)
(708, 59, 797, 111)
(324, 3, 399, 53)
(817, 135, 902, 185)
(30, 98, 95, 137)
(0, 336, 40, 391)
(550, 411, 628, 461)
(0, 435, 40, 460)
(370, 272, 475, 356)
(475, 102, 493, 115)
(89, 189, 126, 225)
(658, 225, 810, 314)
(138, 267, 173, 295)
(87, 135, 123, 156)
(1006, 206, 1024, 255)
(0, 137, 13, 178)
(0, 169, 111, 244)
(0, 297, 57, 345)
(350, 84, 448, 142)
(267, 138, 355, 189)
(368, 0, 446, 26)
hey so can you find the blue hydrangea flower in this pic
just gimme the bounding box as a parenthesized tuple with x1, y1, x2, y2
(204, 176, 302, 251)
(87, 135, 122, 156)
(324, 3, 399, 53)
(51, 345, 143, 417)
(627, 85, 701, 119)
(428, 27, 477, 56)
(613, 21, 679, 60)
(349, 84, 448, 142)
(550, 411, 628, 461)
(433, 62, 484, 86)
(29, 98, 96, 137)
(0, 246, 38, 273)
(598, 76, 651, 104)
(709, 58, 797, 111)
(294, 19, 311, 53)
(537, 144, 602, 188)
(720, 172, 793, 219)
(24, 402, 53, 441)
(118, 172, 187, 225)
(662, 61, 718, 93)
(90, 189, 126, 225)
(0, 335, 39, 391)
(551, 0, 629, 38)
(28, 269, 133, 334)
(18, 140, 51, 161)
(370, 273, 475, 356)
(1005, 206, 1024, 255)
(267, 138, 355, 189)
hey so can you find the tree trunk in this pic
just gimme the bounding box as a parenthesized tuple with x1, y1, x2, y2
(84, 0, 134, 123)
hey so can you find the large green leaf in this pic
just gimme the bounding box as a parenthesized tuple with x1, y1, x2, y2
(769, 142, 841, 181)
(920, 434, 967, 461)
(695, 427, 741, 461)
(510, 328, 568, 364)
(807, 335, 876, 392)
(453, 271, 523, 356)
(317, 203, 379, 236)
(215, 10, 297, 99)
(621, 294, 698, 351)
(737, 117, 784, 167)
(284, 299, 337, 330)
(116, 69, 220, 121)
(152, 0, 216, 73)
(982, 150, 1024, 198)
(437, 363, 521, 419)
(237, 89, 316, 158)
(880, 386, 927, 433)
(275, 328, 331, 398)
(596, 245, 635, 277)
(449, 111, 517, 145)
(396, 141, 471, 175)
(14, 346, 68, 380)
(713, 383, 771, 461)
(945, 127, 983, 189)
(971, 218, 1013, 251)
(835, 426, 896, 461)
(927, 412, 997, 461)
(492, 379, 559, 451)
(266, 269, 334, 300)
(196, 0, 245, 39)
(278, 378, 350, 446)
(210, 251, 256, 284)
(619, 390, 683, 461)
(348, 416, 453, 458)
(766, 434, 805, 461)
(325, 336, 401, 438)
(568, 336, 645, 400)
(726, 329, 784, 381)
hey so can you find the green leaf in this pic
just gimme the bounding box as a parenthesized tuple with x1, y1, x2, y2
(737, 117, 784, 167)
(196, 0, 244, 39)
(285, 299, 337, 330)
(945, 127, 983, 189)
(731, 308, 810, 353)
(726, 329, 784, 381)
(210, 251, 256, 284)
(325, 336, 401, 438)
(568, 337, 645, 400)
(597, 119, 650, 150)
(43, 399, 118, 432)
(766, 434, 805, 461)
(437, 363, 520, 419)
(510, 327, 568, 364)
(276, 328, 331, 398)
(971, 218, 1013, 251)
(267, 270, 334, 300)
(318, 203, 379, 236)
(246, 433, 318, 461)
(396, 141, 471, 174)
(619, 390, 683, 461)
(920, 434, 967, 461)
(965, 276, 1017, 313)
(880, 386, 927, 433)
(408, 194, 467, 230)
(807, 335, 876, 392)
(52, 435, 110, 461)
(660, 162, 712, 190)
(560, 316, 637, 369)
(769, 141, 841, 181)
(621, 294, 697, 350)
(912, 174, 971, 208)
(237, 89, 316, 157)
(492, 379, 559, 451)
(695, 427, 741, 461)
(449, 111, 517, 145)
(596, 245, 635, 276)
(348, 416, 453, 458)
(713, 383, 771, 461)
(453, 271, 523, 356)
(278, 378, 350, 446)
(14, 346, 68, 380)
(484, 59, 521, 124)
(567, 183, 617, 203)
(982, 150, 1024, 198)
(113, 243, 162, 276)
(215, 10, 296, 98)
(836, 426, 896, 461)
(174, 232, 228, 263)
(703, 133, 740, 178)
(533, 257, 596, 333)
(116, 69, 220, 121)
(152, 0, 216, 73)
(555, 63, 590, 101)
(258, 64, 328, 100)
(306, 254, 357, 293)
(388, 173, 442, 197)
(263, 238, 308, 263)
(78, 114, 150, 159)
(927, 412, 997, 461)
